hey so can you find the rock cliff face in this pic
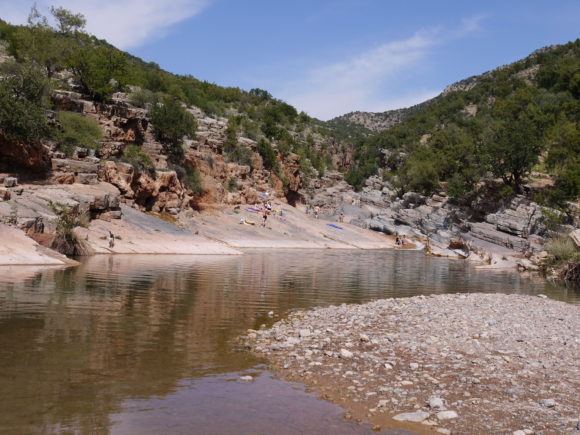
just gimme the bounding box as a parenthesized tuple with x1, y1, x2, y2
(305, 172, 577, 270)
(0, 134, 51, 175)
(41, 91, 314, 215)
(331, 108, 414, 133)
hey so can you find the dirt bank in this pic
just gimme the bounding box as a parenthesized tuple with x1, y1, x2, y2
(242, 293, 580, 434)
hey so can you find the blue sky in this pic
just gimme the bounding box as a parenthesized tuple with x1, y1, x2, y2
(2, 0, 579, 119)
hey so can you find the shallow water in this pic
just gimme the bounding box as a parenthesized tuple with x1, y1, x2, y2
(0, 250, 576, 434)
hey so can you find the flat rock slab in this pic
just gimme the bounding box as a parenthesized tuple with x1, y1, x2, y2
(77, 205, 241, 255)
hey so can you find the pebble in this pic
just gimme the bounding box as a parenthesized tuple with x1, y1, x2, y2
(340, 349, 354, 359)
(436, 410, 459, 420)
(539, 398, 556, 408)
(428, 396, 445, 410)
(243, 293, 580, 433)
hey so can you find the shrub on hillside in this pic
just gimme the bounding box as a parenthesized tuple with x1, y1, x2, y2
(129, 88, 158, 108)
(150, 97, 196, 163)
(184, 166, 203, 196)
(257, 138, 278, 172)
(0, 62, 50, 141)
(227, 145, 253, 168)
(121, 144, 154, 173)
(226, 176, 238, 192)
(67, 43, 127, 101)
(54, 111, 102, 156)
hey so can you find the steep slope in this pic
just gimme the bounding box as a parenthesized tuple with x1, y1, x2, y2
(0, 15, 352, 210)
(342, 40, 579, 211)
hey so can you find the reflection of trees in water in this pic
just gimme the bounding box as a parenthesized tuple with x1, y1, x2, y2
(0, 251, 568, 433)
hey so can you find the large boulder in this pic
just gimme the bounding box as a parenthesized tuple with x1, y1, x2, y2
(486, 196, 545, 237)
(99, 161, 135, 197)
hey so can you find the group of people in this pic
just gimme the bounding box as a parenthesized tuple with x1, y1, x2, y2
(395, 233, 406, 246)
(305, 205, 321, 219)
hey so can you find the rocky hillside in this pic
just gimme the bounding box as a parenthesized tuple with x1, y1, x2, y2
(342, 40, 579, 211)
(0, 12, 355, 215)
(329, 106, 421, 133)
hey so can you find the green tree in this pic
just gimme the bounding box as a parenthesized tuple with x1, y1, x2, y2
(399, 148, 440, 195)
(0, 62, 50, 141)
(257, 138, 279, 172)
(484, 88, 545, 192)
(545, 118, 580, 170)
(223, 117, 238, 154)
(67, 43, 127, 101)
(150, 97, 196, 163)
(50, 7, 86, 34)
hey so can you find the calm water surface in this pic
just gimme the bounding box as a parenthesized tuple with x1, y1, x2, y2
(0, 250, 576, 434)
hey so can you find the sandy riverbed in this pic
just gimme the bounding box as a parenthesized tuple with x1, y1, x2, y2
(242, 293, 580, 434)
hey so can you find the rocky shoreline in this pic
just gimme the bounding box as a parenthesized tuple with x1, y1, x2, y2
(242, 293, 580, 434)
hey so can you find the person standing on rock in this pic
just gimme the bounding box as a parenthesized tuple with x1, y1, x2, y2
(108, 230, 115, 248)
(262, 209, 269, 227)
(314, 206, 320, 219)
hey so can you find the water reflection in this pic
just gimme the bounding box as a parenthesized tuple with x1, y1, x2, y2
(0, 250, 576, 433)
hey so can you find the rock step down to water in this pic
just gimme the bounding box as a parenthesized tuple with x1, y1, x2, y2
(242, 293, 580, 434)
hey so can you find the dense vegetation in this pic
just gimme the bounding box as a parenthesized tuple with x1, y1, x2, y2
(345, 41, 580, 210)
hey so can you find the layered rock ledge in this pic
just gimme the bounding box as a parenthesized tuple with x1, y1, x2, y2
(242, 294, 580, 434)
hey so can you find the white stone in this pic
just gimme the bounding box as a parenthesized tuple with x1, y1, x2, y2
(393, 411, 430, 422)
(428, 396, 445, 410)
(340, 349, 354, 359)
(436, 410, 458, 420)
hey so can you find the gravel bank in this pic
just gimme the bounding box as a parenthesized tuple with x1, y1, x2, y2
(242, 294, 580, 434)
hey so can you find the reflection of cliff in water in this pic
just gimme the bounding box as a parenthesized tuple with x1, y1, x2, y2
(0, 251, 573, 433)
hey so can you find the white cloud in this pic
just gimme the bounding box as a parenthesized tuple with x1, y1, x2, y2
(274, 16, 485, 120)
(455, 14, 487, 38)
(274, 31, 439, 120)
(0, 0, 210, 48)
(279, 32, 434, 119)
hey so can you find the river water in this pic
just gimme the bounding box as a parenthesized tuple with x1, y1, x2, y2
(0, 250, 576, 434)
